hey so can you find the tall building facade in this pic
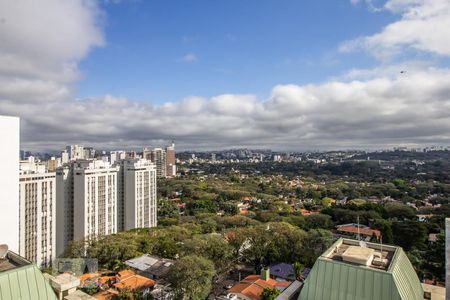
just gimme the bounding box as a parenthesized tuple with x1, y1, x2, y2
(66, 145, 85, 161)
(165, 143, 176, 177)
(123, 159, 157, 230)
(55, 165, 74, 257)
(19, 172, 56, 267)
(73, 161, 119, 241)
(150, 148, 167, 177)
(0, 115, 20, 252)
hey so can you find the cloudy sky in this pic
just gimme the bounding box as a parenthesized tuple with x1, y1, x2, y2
(1, 0, 450, 151)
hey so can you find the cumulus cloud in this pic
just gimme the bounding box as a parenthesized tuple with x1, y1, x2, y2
(2, 65, 450, 151)
(340, 0, 450, 60)
(1, 0, 450, 151)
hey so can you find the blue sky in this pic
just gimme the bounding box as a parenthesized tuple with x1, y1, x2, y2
(78, 0, 395, 103)
(2, 0, 450, 151)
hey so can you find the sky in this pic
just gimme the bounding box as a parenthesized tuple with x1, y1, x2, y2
(1, 0, 450, 151)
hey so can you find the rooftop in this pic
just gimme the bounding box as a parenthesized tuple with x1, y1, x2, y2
(229, 275, 291, 300)
(299, 238, 424, 300)
(324, 238, 395, 271)
(0, 250, 57, 300)
(0, 250, 30, 272)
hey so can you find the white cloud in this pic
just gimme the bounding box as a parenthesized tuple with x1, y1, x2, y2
(176, 52, 199, 63)
(1, 0, 450, 151)
(340, 0, 450, 60)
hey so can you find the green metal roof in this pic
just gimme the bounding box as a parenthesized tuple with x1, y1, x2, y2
(0, 261, 57, 300)
(298, 239, 424, 300)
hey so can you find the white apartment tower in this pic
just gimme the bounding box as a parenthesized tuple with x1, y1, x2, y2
(19, 172, 56, 267)
(73, 161, 119, 241)
(123, 159, 157, 230)
(66, 145, 85, 161)
(0, 115, 20, 252)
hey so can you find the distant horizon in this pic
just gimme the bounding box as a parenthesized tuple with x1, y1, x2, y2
(19, 143, 450, 156)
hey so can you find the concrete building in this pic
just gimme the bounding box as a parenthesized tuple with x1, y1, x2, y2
(73, 160, 119, 241)
(165, 143, 176, 177)
(110, 150, 126, 165)
(47, 157, 59, 172)
(61, 151, 69, 164)
(55, 165, 74, 257)
(150, 148, 166, 177)
(0, 115, 20, 252)
(66, 145, 85, 161)
(19, 171, 56, 268)
(123, 159, 157, 230)
(298, 238, 424, 300)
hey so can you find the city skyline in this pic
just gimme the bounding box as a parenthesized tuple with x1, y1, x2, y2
(1, 0, 450, 151)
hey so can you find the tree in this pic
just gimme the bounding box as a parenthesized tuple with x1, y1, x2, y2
(302, 229, 333, 267)
(293, 262, 304, 280)
(321, 197, 335, 207)
(261, 287, 281, 300)
(392, 220, 427, 251)
(304, 214, 333, 230)
(181, 234, 233, 270)
(168, 255, 215, 300)
(385, 203, 416, 220)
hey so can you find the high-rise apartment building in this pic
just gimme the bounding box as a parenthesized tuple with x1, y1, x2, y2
(110, 150, 126, 165)
(166, 142, 176, 177)
(66, 145, 85, 161)
(19, 171, 56, 267)
(0, 115, 20, 252)
(122, 159, 157, 230)
(55, 165, 74, 257)
(150, 148, 166, 177)
(73, 160, 119, 241)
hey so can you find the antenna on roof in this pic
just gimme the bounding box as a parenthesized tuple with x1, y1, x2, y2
(0, 244, 8, 259)
(380, 235, 383, 255)
(357, 215, 360, 241)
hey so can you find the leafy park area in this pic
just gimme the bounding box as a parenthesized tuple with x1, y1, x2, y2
(66, 154, 449, 298)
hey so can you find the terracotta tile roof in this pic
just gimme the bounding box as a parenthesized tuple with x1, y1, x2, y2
(79, 273, 101, 283)
(228, 275, 291, 300)
(117, 269, 135, 281)
(114, 271, 155, 291)
(336, 225, 381, 239)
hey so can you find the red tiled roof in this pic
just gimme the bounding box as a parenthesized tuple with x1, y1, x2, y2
(114, 270, 155, 291)
(228, 275, 290, 300)
(337, 225, 381, 239)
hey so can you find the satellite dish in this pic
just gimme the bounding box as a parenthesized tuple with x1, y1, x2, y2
(0, 244, 8, 259)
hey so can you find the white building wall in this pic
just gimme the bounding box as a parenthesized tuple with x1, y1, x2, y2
(73, 165, 118, 241)
(0, 115, 20, 252)
(19, 173, 56, 267)
(124, 160, 157, 230)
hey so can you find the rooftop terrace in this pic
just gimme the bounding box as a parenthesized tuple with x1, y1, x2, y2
(323, 238, 396, 271)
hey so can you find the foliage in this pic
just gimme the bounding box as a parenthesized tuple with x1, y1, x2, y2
(261, 287, 281, 300)
(168, 255, 215, 300)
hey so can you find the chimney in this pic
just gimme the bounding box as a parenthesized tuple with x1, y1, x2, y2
(261, 267, 270, 281)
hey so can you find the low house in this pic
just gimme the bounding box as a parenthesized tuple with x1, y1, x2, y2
(269, 263, 296, 281)
(113, 270, 155, 296)
(336, 223, 381, 240)
(227, 268, 291, 300)
(124, 254, 174, 280)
